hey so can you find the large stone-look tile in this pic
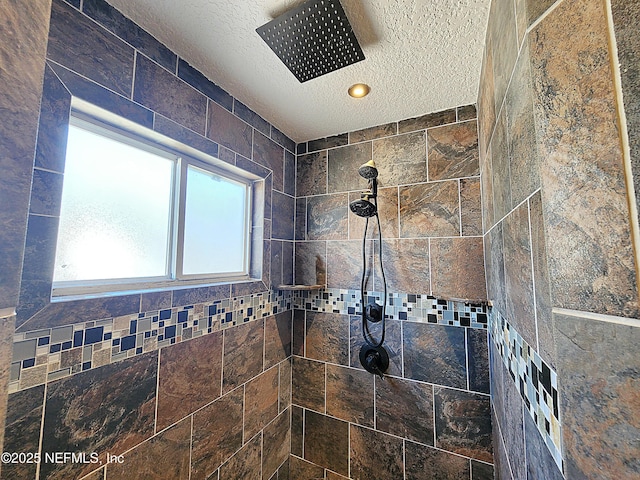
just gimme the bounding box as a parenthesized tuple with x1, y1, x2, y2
(222, 320, 264, 393)
(265, 311, 292, 369)
(478, 29, 496, 159)
(378, 239, 430, 294)
(134, 55, 206, 134)
(295, 198, 306, 240)
(291, 406, 304, 457)
(348, 187, 399, 240)
(176, 59, 233, 109)
(326, 364, 374, 427)
(279, 358, 292, 412)
(471, 460, 494, 480)
(527, 0, 556, 25)
(349, 122, 397, 143)
(272, 191, 295, 240)
(484, 223, 506, 313)
(292, 357, 325, 412)
(40, 353, 158, 479)
(207, 100, 253, 159)
(284, 150, 296, 196)
(489, 0, 518, 114)
(375, 377, 434, 445)
(326, 240, 373, 290)
(305, 311, 349, 365)
(106, 418, 191, 480)
(289, 456, 324, 479)
(350, 318, 402, 377)
(405, 441, 470, 480)
(153, 115, 219, 159)
(294, 241, 326, 286)
(460, 178, 482, 236)
(270, 240, 284, 289)
(296, 151, 327, 197)
(430, 237, 487, 301)
(308, 133, 348, 152)
(490, 107, 511, 222)
(292, 309, 305, 357)
(350, 425, 404, 480)
(0, 315, 14, 454)
(524, 413, 563, 480)
(234, 101, 269, 136)
(262, 409, 290, 480)
(428, 121, 479, 181)
(434, 387, 493, 463)
(306, 193, 348, 240)
(480, 145, 495, 232)
(156, 331, 223, 430)
(491, 410, 514, 480)
(468, 328, 490, 394)
(171, 284, 230, 308)
(554, 313, 640, 479)
(399, 181, 460, 238)
(495, 362, 526, 480)
(530, 0, 640, 317)
(255, 132, 284, 192)
(304, 411, 349, 476)
(328, 142, 371, 193)
(373, 132, 428, 186)
(191, 387, 244, 480)
(403, 322, 467, 389)
(398, 109, 457, 134)
(244, 366, 279, 439)
(219, 433, 262, 480)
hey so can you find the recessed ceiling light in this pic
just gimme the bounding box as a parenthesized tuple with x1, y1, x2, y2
(348, 83, 370, 98)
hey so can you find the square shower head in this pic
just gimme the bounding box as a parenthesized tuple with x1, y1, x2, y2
(256, 0, 365, 83)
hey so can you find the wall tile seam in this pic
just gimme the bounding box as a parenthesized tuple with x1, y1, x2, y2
(483, 187, 542, 236)
(295, 235, 485, 242)
(490, 402, 518, 480)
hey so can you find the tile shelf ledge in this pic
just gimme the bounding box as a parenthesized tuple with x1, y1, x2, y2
(277, 284, 325, 291)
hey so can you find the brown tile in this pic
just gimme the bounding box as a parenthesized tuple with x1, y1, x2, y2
(222, 320, 264, 394)
(141, 291, 172, 312)
(378, 239, 430, 294)
(434, 387, 493, 462)
(305, 311, 349, 365)
(375, 376, 434, 445)
(478, 30, 496, 159)
(296, 151, 327, 197)
(308, 133, 348, 152)
(524, 413, 563, 480)
(326, 472, 349, 480)
(263, 409, 291, 480)
(277, 459, 290, 480)
(471, 460, 495, 480)
(294, 241, 326, 286)
(480, 144, 495, 230)
(489, 0, 518, 114)
(306, 193, 348, 240)
(350, 122, 397, 143)
(289, 456, 324, 479)
(244, 366, 279, 439)
(460, 178, 482, 236)
(372, 131, 428, 186)
(527, 0, 556, 25)
(467, 328, 490, 394)
(350, 318, 403, 377)
(265, 311, 292, 369)
(304, 410, 349, 476)
(403, 322, 467, 389)
(350, 425, 404, 480)
(428, 121, 479, 181)
(254, 131, 284, 192)
(399, 181, 460, 238)
(191, 388, 244, 479)
(531, 0, 640, 317)
(492, 409, 514, 480)
(291, 406, 304, 457)
(398, 109, 457, 133)
(272, 191, 294, 241)
(292, 357, 325, 412)
(295, 197, 306, 240)
(106, 418, 191, 480)
(279, 358, 292, 412)
(490, 107, 511, 222)
(326, 364, 374, 427)
(457, 105, 477, 122)
(484, 223, 506, 313)
(348, 186, 399, 240)
(326, 240, 373, 290)
(405, 441, 471, 480)
(219, 433, 262, 480)
(207, 101, 252, 158)
(327, 142, 371, 193)
(292, 309, 305, 356)
(430, 237, 487, 301)
(157, 331, 223, 430)
(60, 346, 81, 368)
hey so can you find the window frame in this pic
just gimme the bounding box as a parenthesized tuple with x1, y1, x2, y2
(51, 100, 259, 301)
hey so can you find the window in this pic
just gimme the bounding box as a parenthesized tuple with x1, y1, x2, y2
(53, 107, 256, 299)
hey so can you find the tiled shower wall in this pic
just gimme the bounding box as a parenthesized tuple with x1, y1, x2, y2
(478, 0, 640, 478)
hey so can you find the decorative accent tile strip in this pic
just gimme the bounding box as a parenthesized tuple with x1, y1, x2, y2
(490, 309, 564, 472)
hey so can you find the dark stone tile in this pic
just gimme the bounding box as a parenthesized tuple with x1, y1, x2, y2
(527, 0, 556, 25)
(263, 409, 291, 480)
(264, 175, 273, 220)
(282, 241, 294, 286)
(492, 409, 514, 480)
(350, 318, 403, 377)
(292, 310, 305, 356)
(234, 101, 270, 136)
(0, 315, 14, 450)
(296, 142, 307, 154)
(291, 406, 304, 457)
(524, 413, 563, 480)
(405, 441, 470, 480)
(554, 313, 640, 478)
(294, 241, 326, 286)
(326, 364, 374, 427)
(458, 104, 477, 121)
(399, 181, 460, 238)
(468, 328, 490, 394)
(134, 55, 206, 135)
(460, 178, 482, 236)
(35, 64, 71, 173)
(306, 193, 348, 240)
(478, 30, 496, 160)
(222, 320, 264, 393)
(255, 131, 285, 192)
(403, 322, 467, 389)
(326, 472, 348, 480)
(434, 387, 493, 463)
(272, 191, 294, 241)
(348, 186, 399, 240)
(271, 241, 283, 289)
(479, 144, 494, 231)
(291, 357, 325, 412)
(265, 311, 292, 369)
(304, 410, 349, 476)
(349, 122, 397, 143)
(428, 121, 479, 181)
(244, 366, 279, 439)
(295, 198, 306, 241)
(172, 284, 230, 307)
(41, 353, 158, 479)
(378, 239, 430, 294)
(140, 291, 172, 312)
(191, 387, 244, 479)
(495, 361, 526, 480)
(271, 126, 296, 153)
(30, 169, 63, 216)
(350, 424, 403, 480)
(305, 311, 349, 365)
(157, 331, 223, 430)
(48, 0, 134, 96)
(471, 460, 494, 480)
(372, 131, 428, 186)
(484, 223, 506, 313)
(82, 0, 176, 71)
(289, 456, 324, 479)
(177, 59, 233, 111)
(327, 142, 371, 193)
(296, 151, 327, 197)
(279, 358, 292, 413)
(488, 0, 518, 114)
(307, 133, 348, 152)
(2, 386, 45, 480)
(219, 433, 262, 480)
(231, 281, 268, 298)
(488, 340, 504, 432)
(490, 107, 511, 222)
(107, 418, 191, 480)
(398, 109, 457, 133)
(430, 237, 487, 301)
(376, 377, 434, 445)
(153, 115, 219, 159)
(284, 150, 295, 196)
(327, 240, 373, 290)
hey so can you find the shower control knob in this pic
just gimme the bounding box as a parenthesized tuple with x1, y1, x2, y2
(359, 345, 389, 378)
(365, 302, 383, 323)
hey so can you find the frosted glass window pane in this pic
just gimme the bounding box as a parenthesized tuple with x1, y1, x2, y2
(54, 124, 174, 282)
(182, 165, 247, 275)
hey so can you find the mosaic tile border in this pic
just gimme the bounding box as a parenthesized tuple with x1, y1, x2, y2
(490, 309, 564, 472)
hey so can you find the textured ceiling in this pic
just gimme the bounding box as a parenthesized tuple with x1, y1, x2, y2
(105, 0, 491, 143)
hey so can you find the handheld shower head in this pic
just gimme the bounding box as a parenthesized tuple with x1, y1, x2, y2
(350, 199, 377, 217)
(358, 160, 378, 179)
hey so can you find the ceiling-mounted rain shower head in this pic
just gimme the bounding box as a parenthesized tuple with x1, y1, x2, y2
(358, 159, 378, 179)
(256, 0, 365, 83)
